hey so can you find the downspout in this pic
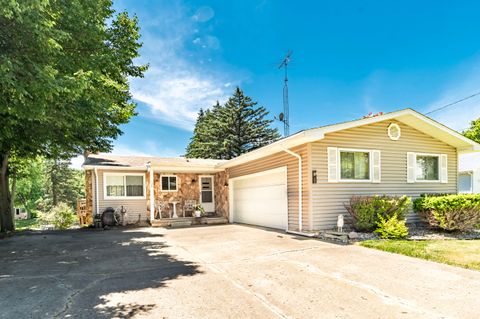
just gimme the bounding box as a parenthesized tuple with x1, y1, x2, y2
(147, 162, 154, 222)
(94, 168, 99, 216)
(280, 146, 303, 232)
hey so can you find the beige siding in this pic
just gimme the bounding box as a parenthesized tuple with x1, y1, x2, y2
(93, 170, 149, 224)
(228, 145, 310, 231)
(310, 120, 458, 230)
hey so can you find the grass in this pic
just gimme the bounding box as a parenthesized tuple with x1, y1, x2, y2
(15, 218, 41, 231)
(360, 239, 480, 271)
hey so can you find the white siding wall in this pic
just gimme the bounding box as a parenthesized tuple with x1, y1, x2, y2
(93, 170, 149, 224)
(310, 120, 458, 230)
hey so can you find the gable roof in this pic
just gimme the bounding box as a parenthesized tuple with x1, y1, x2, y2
(218, 108, 480, 168)
(83, 154, 226, 171)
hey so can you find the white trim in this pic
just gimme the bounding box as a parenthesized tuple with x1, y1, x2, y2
(387, 123, 401, 140)
(152, 166, 224, 173)
(372, 150, 381, 183)
(148, 163, 154, 221)
(412, 152, 442, 183)
(199, 175, 215, 213)
(228, 166, 288, 231)
(103, 172, 146, 200)
(337, 148, 373, 183)
(160, 175, 178, 192)
(327, 147, 338, 183)
(458, 171, 473, 194)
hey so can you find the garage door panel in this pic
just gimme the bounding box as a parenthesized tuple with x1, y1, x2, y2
(232, 168, 287, 230)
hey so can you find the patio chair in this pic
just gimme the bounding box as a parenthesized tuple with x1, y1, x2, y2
(183, 200, 196, 217)
(154, 200, 168, 219)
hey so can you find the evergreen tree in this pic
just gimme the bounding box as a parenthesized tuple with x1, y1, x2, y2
(186, 87, 280, 159)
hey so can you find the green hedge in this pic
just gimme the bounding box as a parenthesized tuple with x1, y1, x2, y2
(413, 194, 480, 231)
(344, 195, 411, 232)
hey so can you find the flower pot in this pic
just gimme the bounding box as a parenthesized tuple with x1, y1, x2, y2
(194, 211, 201, 218)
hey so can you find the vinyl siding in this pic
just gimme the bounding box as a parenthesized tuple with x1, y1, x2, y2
(228, 145, 310, 231)
(310, 120, 458, 230)
(93, 170, 149, 224)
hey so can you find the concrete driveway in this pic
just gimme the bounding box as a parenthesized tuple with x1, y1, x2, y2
(1, 225, 479, 319)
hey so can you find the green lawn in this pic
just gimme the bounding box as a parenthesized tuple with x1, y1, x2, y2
(15, 218, 41, 231)
(360, 239, 480, 271)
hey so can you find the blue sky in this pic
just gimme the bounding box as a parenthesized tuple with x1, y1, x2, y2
(73, 0, 480, 166)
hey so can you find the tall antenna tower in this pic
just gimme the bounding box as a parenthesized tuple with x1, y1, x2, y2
(278, 50, 292, 136)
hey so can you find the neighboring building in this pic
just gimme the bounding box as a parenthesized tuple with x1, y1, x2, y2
(459, 152, 480, 193)
(82, 108, 480, 232)
(14, 208, 28, 220)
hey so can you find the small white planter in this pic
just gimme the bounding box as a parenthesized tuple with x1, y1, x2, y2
(194, 211, 202, 218)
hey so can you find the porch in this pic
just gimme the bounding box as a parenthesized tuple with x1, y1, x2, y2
(150, 216, 228, 228)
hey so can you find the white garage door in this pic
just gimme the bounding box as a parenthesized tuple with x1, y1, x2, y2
(231, 167, 288, 230)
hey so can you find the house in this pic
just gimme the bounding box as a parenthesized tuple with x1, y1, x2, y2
(82, 108, 480, 232)
(458, 152, 480, 193)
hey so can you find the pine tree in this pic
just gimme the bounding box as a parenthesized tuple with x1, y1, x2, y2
(186, 87, 280, 159)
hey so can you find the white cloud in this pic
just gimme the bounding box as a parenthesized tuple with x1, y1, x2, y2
(69, 155, 85, 170)
(425, 59, 480, 131)
(129, 2, 237, 131)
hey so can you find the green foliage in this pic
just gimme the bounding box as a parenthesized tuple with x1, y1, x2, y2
(15, 218, 40, 231)
(0, 0, 146, 231)
(344, 195, 411, 232)
(413, 194, 480, 231)
(186, 87, 281, 159)
(374, 213, 409, 239)
(38, 202, 77, 230)
(11, 157, 85, 215)
(463, 118, 480, 143)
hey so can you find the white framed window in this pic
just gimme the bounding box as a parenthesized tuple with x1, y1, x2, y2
(327, 147, 381, 183)
(407, 152, 448, 183)
(339, 149, 371, 182)
(104, 173, 146, 199)
(161, 175, 178, 192)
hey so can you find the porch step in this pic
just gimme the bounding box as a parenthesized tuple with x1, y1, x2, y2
(150, 216, 228, 228)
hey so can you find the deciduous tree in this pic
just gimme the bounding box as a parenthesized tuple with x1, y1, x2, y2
(0, 0, 147, 231)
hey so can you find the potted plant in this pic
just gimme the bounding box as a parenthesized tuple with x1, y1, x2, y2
(194, 204, 205, 218)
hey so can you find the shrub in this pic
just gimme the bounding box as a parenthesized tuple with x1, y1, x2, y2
(374, 213, 409, 239)
(38, 202, 77, 230)
(413, 194, 480, 231)
(345, 195, 411, 232)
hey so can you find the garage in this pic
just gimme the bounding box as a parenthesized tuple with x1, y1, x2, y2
(230, 167, 288, 230)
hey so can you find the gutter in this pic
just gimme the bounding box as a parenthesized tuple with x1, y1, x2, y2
(280, 146, 303, 232)
(147, 162, 154, 222)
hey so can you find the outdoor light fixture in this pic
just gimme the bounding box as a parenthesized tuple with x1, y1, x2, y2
(312, 170, 317, 184)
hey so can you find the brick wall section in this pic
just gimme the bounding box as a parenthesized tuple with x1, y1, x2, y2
(153, 173, 201, 218)
(214, 171, 229, 217)
(84, 170, 93, 225)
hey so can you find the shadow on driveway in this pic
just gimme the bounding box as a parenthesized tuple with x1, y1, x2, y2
(0, 228, 201, 318)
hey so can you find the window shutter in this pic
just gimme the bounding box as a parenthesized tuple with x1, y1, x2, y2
(372, 150, 381, 183)
(440, 154, 448, 183)
(407, 152, 416, 183)
(327, 147, 338, 182)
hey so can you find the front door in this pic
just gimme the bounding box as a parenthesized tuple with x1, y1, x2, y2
(199, 176, 215, 213)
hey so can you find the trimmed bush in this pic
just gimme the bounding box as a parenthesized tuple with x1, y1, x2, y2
(414, 194, 480, 231)
(345, 195, 411, 232)
(374, 213, 409, 239)
(38, 203, 77, 230)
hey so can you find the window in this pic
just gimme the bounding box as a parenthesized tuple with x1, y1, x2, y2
(161, 175, 177, 191)
(105, 174, 145, 199)
(340, 150, 370, 180)
(459, 173, 473, 193)
(416, 155, 439, 181)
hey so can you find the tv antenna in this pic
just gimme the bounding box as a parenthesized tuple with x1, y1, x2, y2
(277, 50, 292, 136)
